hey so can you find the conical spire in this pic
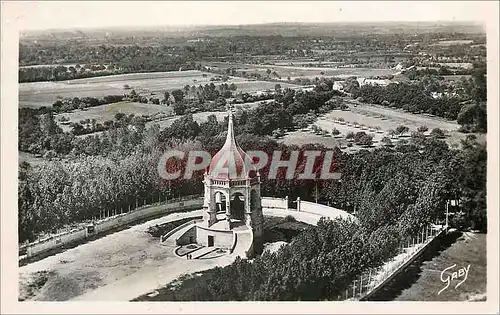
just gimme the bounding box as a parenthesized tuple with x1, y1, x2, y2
(224, 108, 236, 147)
(207, 108, 256, 180)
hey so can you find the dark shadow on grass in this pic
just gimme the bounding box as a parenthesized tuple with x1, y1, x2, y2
(366, 230, 462, 301)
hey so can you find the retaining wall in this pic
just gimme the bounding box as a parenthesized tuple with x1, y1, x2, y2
(22, 195, 354, 260)
(261, 197, 355, 222)
(195, 225, 235, 249)
(22, 196, 203, 259)
(261, 197, 288, 210)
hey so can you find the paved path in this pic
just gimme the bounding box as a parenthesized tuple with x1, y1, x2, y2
(19, 210, 205, 301)
(21, 206, 340, 301)
(72, 246, 234, 301)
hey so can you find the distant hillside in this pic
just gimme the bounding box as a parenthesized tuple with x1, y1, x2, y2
(21, 21, 485, 41)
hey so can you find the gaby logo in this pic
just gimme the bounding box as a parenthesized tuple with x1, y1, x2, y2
(438, 264, 471, 295)
(157, 150, 341, 180)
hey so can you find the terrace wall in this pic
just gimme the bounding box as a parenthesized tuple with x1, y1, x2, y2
(261, 196, 288, 210)
(22, 195, 203, 260)
(195, 225, 234, 249)
(21, 196, 354, 260)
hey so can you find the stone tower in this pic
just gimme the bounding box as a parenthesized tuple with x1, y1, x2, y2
(201, 111, 264, 241)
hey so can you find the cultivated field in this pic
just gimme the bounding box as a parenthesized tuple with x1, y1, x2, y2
(58, 99, 269, 137)
(206, 62, 398, 79)
(19, 70, 299, 108)
(144, 111, 228, 131)
(430, 40, 475, 46)
(55, 101, 173, 132)
(280, 100, 483, 150)
(280, 130, 347, 149)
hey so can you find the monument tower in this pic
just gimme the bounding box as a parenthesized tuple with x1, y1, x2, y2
(199, 110, 263, 248)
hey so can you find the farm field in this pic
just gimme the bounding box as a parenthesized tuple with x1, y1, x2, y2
(145, 111, 227, 130)
(19, 70, 300, 108)
(206, 62, 398, 79)
(280, 130, 346, 149)
(55, 101, 173, 132)
(353, 103, 486, 147)
(281, 101, 485, 150)
(430, 39, 475, 46)
(60, 98, 270, 137)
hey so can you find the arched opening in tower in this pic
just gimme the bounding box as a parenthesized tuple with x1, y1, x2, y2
(214, 191, 227, 212)
(230, 193, 245, 221)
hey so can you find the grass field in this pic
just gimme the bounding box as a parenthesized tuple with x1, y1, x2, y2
(144, 111, 228, 131)
(65, 98, 268, 137)
(370, 231, 486, 301)
(19, 70, 299, 108)
(55, 101, 173, 132)
(431, 40, 475, 46)
(206, 61, 398, 80)
(280, 100, 485, 150)
(18, 151, 47, 166)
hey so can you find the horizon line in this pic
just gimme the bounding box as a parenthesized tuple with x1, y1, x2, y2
(21, 20, 485, 34)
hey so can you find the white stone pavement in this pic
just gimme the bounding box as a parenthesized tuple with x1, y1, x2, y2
(20, 206, 343, 301)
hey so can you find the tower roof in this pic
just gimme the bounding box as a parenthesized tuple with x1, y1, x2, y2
(208, 111, 255, 180)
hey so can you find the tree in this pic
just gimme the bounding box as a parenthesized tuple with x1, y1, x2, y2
(173, 101, 187, 115)
(395, 125, 409, 136)
(163, 91, 170, 104)
(115, 112, 126, 121)
(381, 136, 393, 146)
(457, 103, 487, 133)
(345, 132, 355, 141)
(471, 67, 487, 103)
(344, 77, 360, 94)
(171, 89, 185, 103)
(417, 126, 428, 133)
(274, 84, 282, 93)
(355, 133, 374, 147)
(430, 128, 445, 139)
(331, 128, 341, 136)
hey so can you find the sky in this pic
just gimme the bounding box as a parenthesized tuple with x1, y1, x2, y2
(2, 1, 491, 31)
